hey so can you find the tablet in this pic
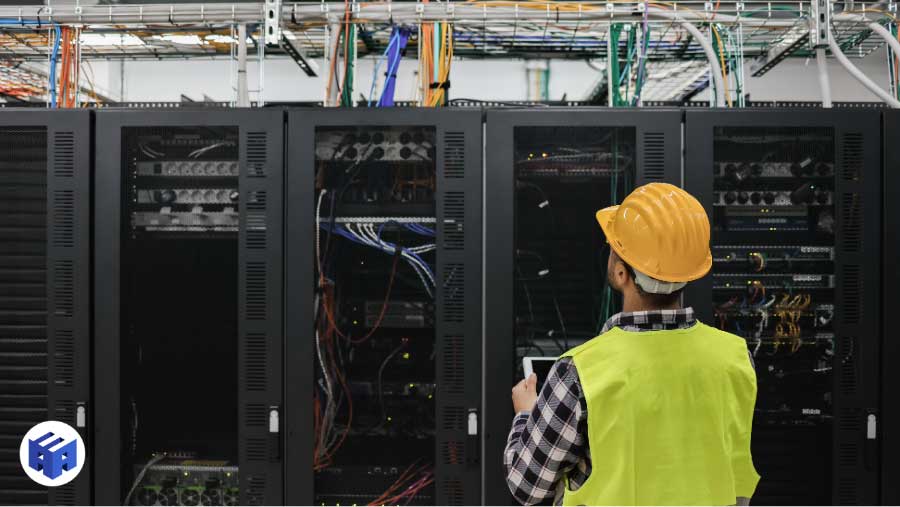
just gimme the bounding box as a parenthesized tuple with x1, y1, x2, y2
(522, 357, 558, 389)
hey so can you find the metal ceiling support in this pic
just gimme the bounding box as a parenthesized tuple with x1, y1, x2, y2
(281, 33, 319, 76)
(749, 25, 810, 76)
(811, 0, 831, 48)
(264, 0, 282, 45)
(0, 2, 803, 25)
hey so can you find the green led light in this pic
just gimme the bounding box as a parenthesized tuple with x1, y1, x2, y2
(402, 352, 410, 360)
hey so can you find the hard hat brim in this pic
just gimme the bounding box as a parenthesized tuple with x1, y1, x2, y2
(595, 205, 712, 283)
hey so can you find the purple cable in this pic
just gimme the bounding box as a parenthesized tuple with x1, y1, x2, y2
(378, 27, 412, 107)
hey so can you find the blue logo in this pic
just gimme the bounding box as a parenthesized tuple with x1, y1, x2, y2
(19, 420, 85, 487)
(28, 431, 78, 479)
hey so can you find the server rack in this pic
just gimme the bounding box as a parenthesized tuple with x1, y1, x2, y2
(0, 110, 92, 505)
(684, 109, 881, 505)
(483, 109, 683, 505)
(93, 110, 284, 505)
(284, 109, 483, 505)
(883, 111, 899, 505)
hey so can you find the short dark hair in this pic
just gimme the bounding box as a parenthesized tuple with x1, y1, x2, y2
(622, 263, 684, 308)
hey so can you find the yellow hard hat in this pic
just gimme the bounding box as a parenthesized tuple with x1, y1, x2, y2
(596, 182, 712, 283)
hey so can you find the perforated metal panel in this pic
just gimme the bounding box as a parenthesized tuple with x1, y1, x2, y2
(434, 118, 483, 506)
(0, 112, 91, 506)
(641, 131, 667, 181)
(833, 121, 880, 505)
(238, 118, 284, 506)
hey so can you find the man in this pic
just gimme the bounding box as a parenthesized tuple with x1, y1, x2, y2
(504, 183, 759, 506)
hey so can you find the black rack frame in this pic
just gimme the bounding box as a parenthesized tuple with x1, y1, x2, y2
(0, 109, 92, 506)
(482, 108, 683, 505)
(882, 110, 898, 505)
(284, 108, 484, 505)
(92, 109, 285, 505)
(683, 108, 882, 505)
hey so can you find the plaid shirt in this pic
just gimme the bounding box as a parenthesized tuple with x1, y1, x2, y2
(503, 308, 698, 506)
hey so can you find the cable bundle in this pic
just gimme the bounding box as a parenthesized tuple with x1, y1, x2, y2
(372, 26, 412, 107)
(318, 220, 436, 298)
(325, 0, 357, 107)
(57, 26, 80, 108)
(419, 20, 454, 107)
(367, 462, 435, 506)
(313, 187, 437, 472)
(0, 19, 61, 106)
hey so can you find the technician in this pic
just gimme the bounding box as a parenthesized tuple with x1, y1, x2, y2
(505, 183, 759, 506)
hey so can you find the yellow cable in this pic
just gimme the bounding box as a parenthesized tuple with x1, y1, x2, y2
(711, 25, 732, 107)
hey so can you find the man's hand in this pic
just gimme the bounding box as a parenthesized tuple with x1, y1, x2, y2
(511, 373, 539, 414)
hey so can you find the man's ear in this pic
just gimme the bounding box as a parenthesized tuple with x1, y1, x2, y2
(611, 257, 629, 287)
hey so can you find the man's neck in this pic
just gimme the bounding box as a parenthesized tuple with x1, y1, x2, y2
(621, 294, 682, 313)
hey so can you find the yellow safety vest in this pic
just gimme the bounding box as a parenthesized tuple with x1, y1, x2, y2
(561, 322, 759, 506)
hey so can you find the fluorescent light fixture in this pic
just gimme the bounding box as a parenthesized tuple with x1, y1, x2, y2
(80, 33, 145, 47)
(152, 34, 206, 45)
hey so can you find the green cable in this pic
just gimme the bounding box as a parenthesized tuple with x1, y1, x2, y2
(888, 23, 900, 99)
(340, 24, 356, 107)
(623, 26, 636, 105)
(633, 23, 651, 105)
(609, 25, 622, 107)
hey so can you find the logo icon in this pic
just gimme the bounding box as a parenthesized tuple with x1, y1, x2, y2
(19, 421, 85, 487)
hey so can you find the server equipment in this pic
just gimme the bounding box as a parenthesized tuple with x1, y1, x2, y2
(0, 110, 91, 505)
(93, 110, 284, 505)
(483, 109, 682, 505)
(684, 109, 881, 505)
(284, 109, 482, 505)
(883, 110, 899, 505)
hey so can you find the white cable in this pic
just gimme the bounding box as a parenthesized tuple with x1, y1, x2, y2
(828, 28, 900, 108)
(188, 142, 228, 159)
(314, 329, 333, 446)
(123, 454, 166, 506)
(359, 224, 436, 296)
(651, 9, 726, 107)
(316, 189, 327, 277)
(340, 223, 434, 297)
(815, 47, 832, 108)
(237, 23, 250, 107)
(357, 224, 436, 291)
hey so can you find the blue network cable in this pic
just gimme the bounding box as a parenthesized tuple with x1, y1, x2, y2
(0, 19, 62, 107)
(404, 223, 435, 236)
(368, 30, 400, 107)
(378, 27, 411, 107)
(319, 221, 436, 294)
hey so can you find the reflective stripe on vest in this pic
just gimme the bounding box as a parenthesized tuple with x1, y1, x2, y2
(562, 322, 759, 506)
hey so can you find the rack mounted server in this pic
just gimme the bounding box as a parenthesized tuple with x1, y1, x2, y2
(684, 109, 881, 505)
(0, 110, 91, 506)
(483, 108, 683, 505)
(93, 110, 284, 505)
(284, 109, 483, 506)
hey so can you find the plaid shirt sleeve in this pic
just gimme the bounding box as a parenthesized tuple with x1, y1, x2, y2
(503, 357, 588, 505)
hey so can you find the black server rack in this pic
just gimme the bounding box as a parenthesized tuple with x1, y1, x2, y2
(284, 109, 482, 505)
(483, 109, 683, 505)
(684, 109, 881, 505)
(93, 110, 284, 505)
(883, 111, 899, 506)
(0, 110, 92, 505)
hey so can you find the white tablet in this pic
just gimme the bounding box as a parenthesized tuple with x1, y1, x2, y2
(522, 356, 558, 389)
